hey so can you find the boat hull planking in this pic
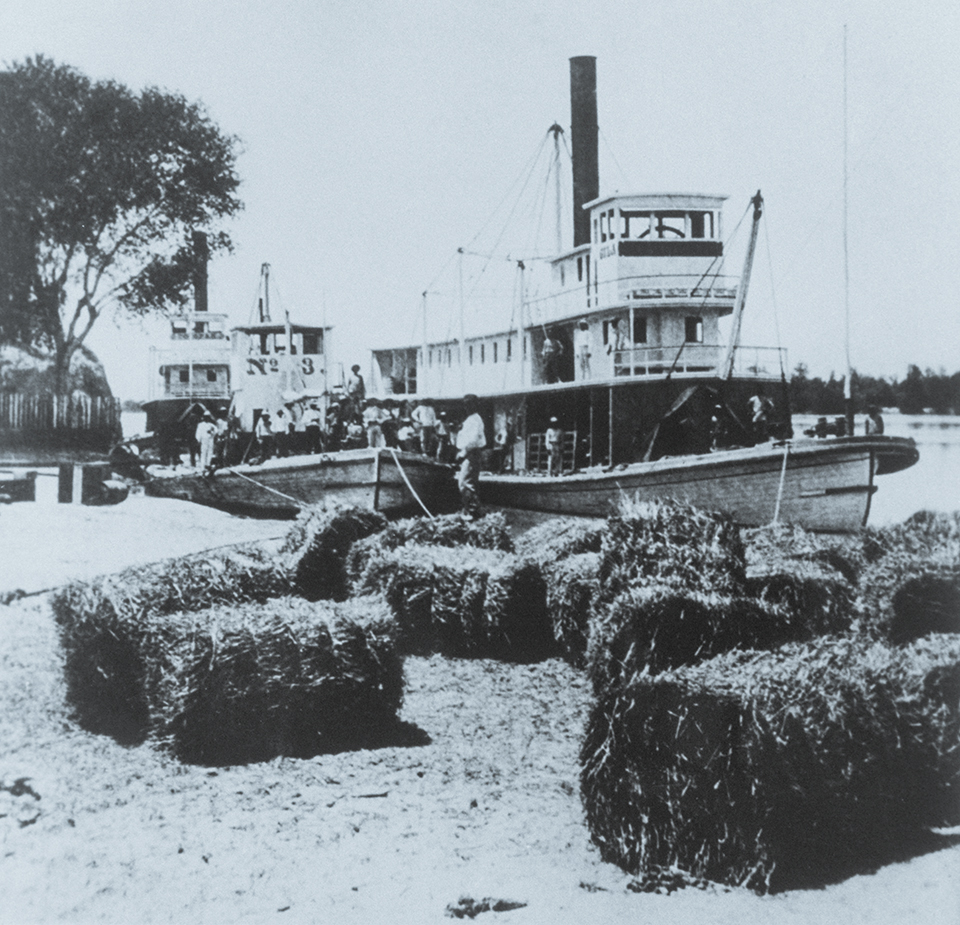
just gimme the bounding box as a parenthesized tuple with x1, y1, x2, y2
(479, 436, 918, 532)
(144, 448, 458, 519)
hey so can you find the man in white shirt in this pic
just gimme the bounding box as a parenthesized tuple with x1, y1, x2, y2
(195, 411, 217, 472)
(455, 394, 486, 518)
(411, 399, 438, 456)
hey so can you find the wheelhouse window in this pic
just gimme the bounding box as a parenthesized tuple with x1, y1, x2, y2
(685, 316, 703, 343)
(206, 369, 217, 382)
(179, 369, 189, 383)
(301, 332, 321, 355)
(469, 345, 474, 365)
(633, 315, 647, 344)
(577, 256, 583, 282)
(493, 341, 498, 363)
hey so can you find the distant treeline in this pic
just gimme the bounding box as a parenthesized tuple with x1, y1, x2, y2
(789, 364, 960, 415)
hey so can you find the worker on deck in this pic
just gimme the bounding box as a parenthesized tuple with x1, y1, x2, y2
(195, 411, 217, 473)
(455, 394, 487, 519)
(545, 417, 563, 476)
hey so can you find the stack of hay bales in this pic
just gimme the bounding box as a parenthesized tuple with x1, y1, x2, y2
(587, 500, 791, 684)
(51, 544, 292, 742)
(344, 512, 514, 586)
(352, 515, 552, 661)
(856, 511, 960, 644)
(53, 566, 403, 763)
(580, 634, 960, 893)
(281, 505, 388, 601)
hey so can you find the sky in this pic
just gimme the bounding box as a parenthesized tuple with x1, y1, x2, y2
(5, 0, 960, 399)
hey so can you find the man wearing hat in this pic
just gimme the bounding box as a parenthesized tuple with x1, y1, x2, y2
(362, 398, 386, 448)
(302, 401, 323, 453)
(346, 364, 365, 420)
(254, 411, 275, 462)
(195, 410, 218, 472)
(455, 394, 487, 518)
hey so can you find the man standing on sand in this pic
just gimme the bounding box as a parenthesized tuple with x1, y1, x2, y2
(195, 411, 217, 473)
(455, 394, 487, 518)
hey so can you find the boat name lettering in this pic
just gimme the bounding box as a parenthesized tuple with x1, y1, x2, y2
(246, 357, 317, 376)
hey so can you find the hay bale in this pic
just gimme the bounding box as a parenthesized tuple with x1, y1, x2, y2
(344, 512, 514, 587)
(51, 545, 292, 740)
(56, 591, 403, 762)
(580, 634, 960, 893)
(513, 517, 605, 565)
(743, 561, 855, 636)
(543, 552, 601, 668)
(857, 556, 960, 643)
(600, 499, 746, 600)
(354, 544, 553, 661)
(587, 586, 797, 688)
(281, 505, 387, 601)
(743, 521, 868, 585)
(873, 510, 960, 562)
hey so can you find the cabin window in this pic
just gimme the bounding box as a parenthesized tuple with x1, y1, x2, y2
(633, 316, 647, 344)
(690, 212, 714, 239)
(560, 264, 565, 286)
(206, 369, 217, 382)
(302, 332, 321, 354)
(685, 316, 703, 343)
(179, 369, 189, 383)
(480, 343, 485, 363)
(507, 338, 512, 360)
(469, 345, 474, 365)
(599, 213, 607, 242)
(655, 211, 686, 239)
(523, 335, 528, 359)
(446, 348, 452, 366)
(493, 342, 498, 363)
(592, 217, 598, 243)
(608, 209, 616, 238)
(193, 322, 207, 336)
(577, 256, 583, 281)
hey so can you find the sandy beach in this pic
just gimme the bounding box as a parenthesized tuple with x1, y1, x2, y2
(1, 494, 958, 924)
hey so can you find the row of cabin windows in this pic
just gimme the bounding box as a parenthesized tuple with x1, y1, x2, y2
(167, 367, 223, 383)
(251, 332, 322, 356)
(600, 316, 704, 346)
(594, 210, 717, 244)
(428, 338, 515, 368)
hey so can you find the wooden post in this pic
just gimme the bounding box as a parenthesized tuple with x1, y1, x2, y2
(608, 387, 614, 466)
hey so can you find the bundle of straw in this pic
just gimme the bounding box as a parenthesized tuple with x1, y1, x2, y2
(600, 499, 746, 600)
(580, 634, 960, 893)
(280, 505, 387, 601)
(354, 544, 553, 661)
(744, 562, 854, 637)
(743, 521, 867, 585)
(52, 545, 292, 740)
(543, 553, 601, 668)
(513, 518, 604, 566)
(152, 596, 402, 763)
(56, 589, 403, 762)
(586, 586, 794, 688)
(344, 512, 514, 586)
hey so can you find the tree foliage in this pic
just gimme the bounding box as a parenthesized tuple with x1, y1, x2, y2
(789, 363, 960, 416)
(0, 56, 242, 389)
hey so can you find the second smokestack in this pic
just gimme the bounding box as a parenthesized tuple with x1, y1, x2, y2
(570, 56, 599, 249)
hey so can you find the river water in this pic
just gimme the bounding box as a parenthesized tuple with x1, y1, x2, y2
(793, 413, 960, 527)
(113, 410, 957, 528)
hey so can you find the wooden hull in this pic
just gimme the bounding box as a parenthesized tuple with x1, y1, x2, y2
(144, 448, 458, 519)
(480, 436, 919, 532)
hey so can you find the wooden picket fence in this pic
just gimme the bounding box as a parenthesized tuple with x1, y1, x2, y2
(0, 393, 122, 455)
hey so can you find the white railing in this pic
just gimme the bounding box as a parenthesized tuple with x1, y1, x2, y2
(611, 344, 786, 379)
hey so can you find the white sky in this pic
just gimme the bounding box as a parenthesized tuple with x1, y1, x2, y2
(6, 0, 960, 399)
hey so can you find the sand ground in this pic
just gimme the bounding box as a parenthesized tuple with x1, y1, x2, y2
(0, 495, 958, 924)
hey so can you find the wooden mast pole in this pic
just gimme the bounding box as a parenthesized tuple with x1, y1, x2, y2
(720, 191, 763, 379)
(843, 24, 854, 435)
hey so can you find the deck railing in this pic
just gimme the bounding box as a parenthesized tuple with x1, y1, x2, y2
(612, 344, 786, 379)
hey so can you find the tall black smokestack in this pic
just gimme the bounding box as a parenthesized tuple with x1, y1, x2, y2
(192, 230, 209, 312)
(570, 56, 599, 248)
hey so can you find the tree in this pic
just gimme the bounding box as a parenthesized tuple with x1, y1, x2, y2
(0, 56, 242, 391)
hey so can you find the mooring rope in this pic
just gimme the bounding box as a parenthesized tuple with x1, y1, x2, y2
(772, 442, 790, 524)
(387, 448, 435, 519)
(222, 467, 302, 506)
